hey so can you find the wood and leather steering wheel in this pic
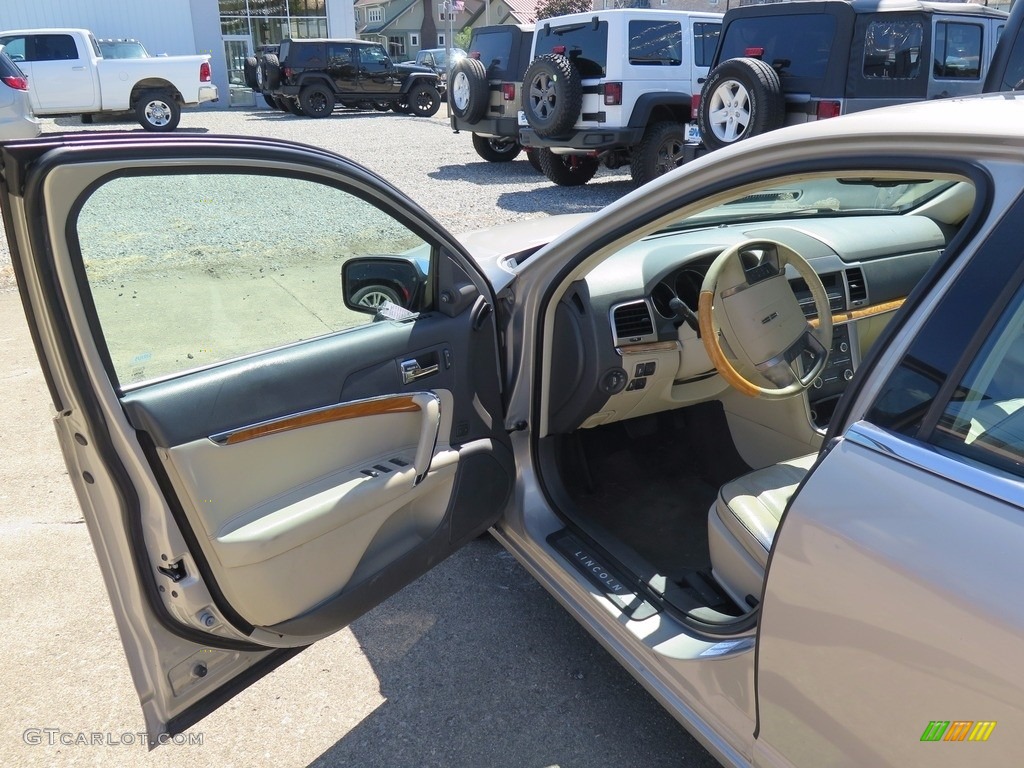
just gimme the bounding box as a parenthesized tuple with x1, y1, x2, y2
(698, 239, 832, 400)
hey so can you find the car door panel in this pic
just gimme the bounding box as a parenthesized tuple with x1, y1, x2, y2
(0, 134, 513, 740)
(755, 426, 1024, 767)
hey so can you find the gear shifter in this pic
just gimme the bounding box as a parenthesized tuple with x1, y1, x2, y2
(669, 297, 701, 336)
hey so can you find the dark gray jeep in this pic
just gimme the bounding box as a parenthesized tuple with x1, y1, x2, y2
(262, 38, 442, 118)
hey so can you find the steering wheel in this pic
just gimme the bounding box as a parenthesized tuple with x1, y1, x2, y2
(698, 239, 832, 400)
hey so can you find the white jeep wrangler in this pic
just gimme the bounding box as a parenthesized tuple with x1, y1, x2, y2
(518, 8, 721, 187)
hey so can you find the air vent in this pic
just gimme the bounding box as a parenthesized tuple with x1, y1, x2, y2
(791, 274, 844, 319)
(846, 268, 867, 305)
(611, 301, 656, 345)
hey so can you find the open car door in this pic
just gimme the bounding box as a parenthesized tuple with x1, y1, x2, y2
(0, 134, 515, 743)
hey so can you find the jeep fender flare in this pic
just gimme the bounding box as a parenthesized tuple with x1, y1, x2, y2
(295, 73, 337, 93)
(400, 74, 440, 94)
(625, 93, 692, 133)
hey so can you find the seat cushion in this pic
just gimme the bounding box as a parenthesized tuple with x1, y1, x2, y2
(709, 453, 816, 606)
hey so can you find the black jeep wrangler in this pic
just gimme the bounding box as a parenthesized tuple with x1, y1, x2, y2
(261, 38, 442, 118)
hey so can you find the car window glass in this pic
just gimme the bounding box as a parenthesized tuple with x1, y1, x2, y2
(537, 20, 608, 78)
(471, 30, 513, 79)
(721, 15, 836, 79)
(31, 33, 80, 61)
(628, 21, 681, 66)
(326, 43, 353, 67)
(360, 45, 390, 69)
(934, 22, 982, 79)
(291, 43, 324, 67)
(932, 286, 1024, 477)
(862, 20, 924, 79)
(693, 22, 721, 68)
(0, 37, 26, 61)
(74, 172, 429, 386)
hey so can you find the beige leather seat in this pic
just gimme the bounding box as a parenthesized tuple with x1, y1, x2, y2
(708, 453, 817, 608)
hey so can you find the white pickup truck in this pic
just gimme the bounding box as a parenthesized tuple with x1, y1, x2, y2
(0, 28, 218, 131)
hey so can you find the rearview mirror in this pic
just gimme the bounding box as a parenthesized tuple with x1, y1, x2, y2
(342, 255, 427, 314)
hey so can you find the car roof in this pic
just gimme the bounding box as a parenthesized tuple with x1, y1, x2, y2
(724, 0, 1007, 19)
(537, 8, 723, 27)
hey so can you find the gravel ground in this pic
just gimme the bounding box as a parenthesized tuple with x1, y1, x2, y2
(0, 105, 634, 289)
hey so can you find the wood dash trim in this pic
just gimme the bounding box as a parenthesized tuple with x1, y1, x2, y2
(218, 396, 421, 445)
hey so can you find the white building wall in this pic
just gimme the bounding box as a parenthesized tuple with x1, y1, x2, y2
(327, 0, 356, 38)
(0, 0, 199, 56)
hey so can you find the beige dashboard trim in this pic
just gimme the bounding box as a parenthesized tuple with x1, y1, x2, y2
(810, 298, 905, 329)
(215, 395, 422, 445)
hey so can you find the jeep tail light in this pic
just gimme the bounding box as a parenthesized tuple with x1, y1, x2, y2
(744, 47, 765, 59)
(200, 61, 211, 82)
(691, 93, 701, 120)
(552, 45, 566, 55)
(603, 82, 622, 106)
(2, 74, 28, 91)
(502, 83, 516, 100)
(816, 100, 842, 119)
(470, 50, 481, 59)
(284, 67, 294, 79)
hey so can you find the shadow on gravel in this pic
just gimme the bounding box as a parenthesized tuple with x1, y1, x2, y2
(496, 180, 634, 214)
(246, 110, 398, 121)
(428, 161, 567, 185)
(309, 537, 718, 768)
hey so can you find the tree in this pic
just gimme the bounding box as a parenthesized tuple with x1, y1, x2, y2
(534, 0, 594, 20)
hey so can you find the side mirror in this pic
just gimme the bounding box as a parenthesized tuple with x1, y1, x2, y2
(342, 255, 426, 315)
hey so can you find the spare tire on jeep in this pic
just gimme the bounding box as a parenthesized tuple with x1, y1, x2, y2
(522, 54, 583, 137)
(699, 58, 785, 151)
(449, 57, 489, 123)
(262, 53, 282, 91)
(243, 56, 259, 90)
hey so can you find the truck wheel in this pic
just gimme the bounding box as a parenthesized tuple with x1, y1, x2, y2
(300, 83, 336, 117)
(243, 56, 259, 90)
(449, 58, 488, 123)
(262, 53, 282, 90)
(523, 54, 582, 137)
(81, 114, 94, 124)
(136, 91, 181, 132)
(408, 83, 441, 117)
(630, 121, 687, 187)
(537, 149, 599, 187)
(699, 58, 784, 151)
(472, 134, 521, 162)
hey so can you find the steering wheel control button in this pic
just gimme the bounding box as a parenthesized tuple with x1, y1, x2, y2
(600, 368, 628, 395)
(844, 369, 854, 381)
(813, 377, 823, 389)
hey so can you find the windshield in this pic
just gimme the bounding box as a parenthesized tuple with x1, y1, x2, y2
(669, 176, 958, 230)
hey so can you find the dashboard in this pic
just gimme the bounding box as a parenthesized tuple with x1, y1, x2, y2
(546, 214, 949, 435)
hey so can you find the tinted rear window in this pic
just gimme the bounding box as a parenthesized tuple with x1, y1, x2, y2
(629, 20, 682, 66)
(991, 23, 1024, 90)
(720, 14, 836, 79)
(471, 29, 515, 79)
(537, 21, 608, 78)
(292, 43, 327, 66)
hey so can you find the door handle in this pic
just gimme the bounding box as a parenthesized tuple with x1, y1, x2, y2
(401, 359, 438, 384)
(72, 66, 85, 71)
